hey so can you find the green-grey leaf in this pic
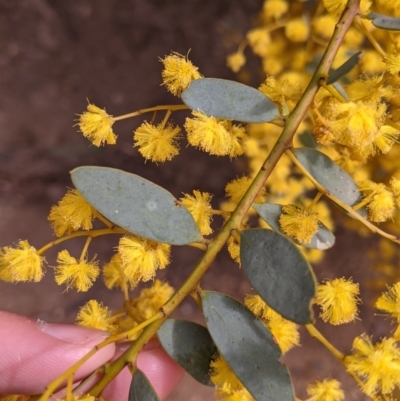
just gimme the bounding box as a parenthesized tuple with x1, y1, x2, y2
(202, 291, 294, 401)
(367, 12, 400, 31)
(71, 166, 202, 245)
(129, 369, 160, 401)
(332, 82, 349, 101)
(327, 52, 363, 85)
(293, 147, 367, 217)
(181, 78, 279, 123)
(253, 203, 335, 250)
(298, 131, 317, 148)
(241, 229, 316, 324)
(158, 319, 217, 386)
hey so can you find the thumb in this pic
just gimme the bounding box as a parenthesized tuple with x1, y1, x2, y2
(0, 311, 115, 395)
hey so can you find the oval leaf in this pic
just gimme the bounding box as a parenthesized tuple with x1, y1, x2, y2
(202, 291, 294, 401)
(253, 203, 335, 250)
(181, 78, 279, 123)
(129, 369, 160, 401)
(327, 51, 364, 84)
(293, 147, 367, 217)
(367, 12, 400, 31)
(158, 319, 217, 386)
(241, 229, 316, 324)
(71, 166, 202, 245)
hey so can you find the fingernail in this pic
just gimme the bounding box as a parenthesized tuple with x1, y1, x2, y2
(37, 322, 108, 345)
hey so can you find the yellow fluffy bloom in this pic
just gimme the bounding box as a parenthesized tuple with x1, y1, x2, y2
(210, 355, 244, 393)
(316, 278, 360, 325)
(185, 111, 247, 157)
(133, 121, 181, 162)
(266, 317, 300, 353)
(55, 250, 99, 292)
(345, 335, 400, 396)
(76, 300, 118, 333)
(390, 177, 400, 207)
(244, 294, 299, 353)
(263, 0, 288, 20)
(180, 190, 214, 235)
(118, 235, 171, 282)
(0, 250, 14, 282)
(225, 176, 266, 205)
(78, 103, 116, 147)
(323, 0, 371, 16)
(313, 15, 336, 40)
(2, 240, 44, 282)
(227, 237, 240, 264)
(127, 279, 174, 321)
(327, 100, 387, 156)
(285, 18, 309, 43)
(226, 52, 246, 73)
(247, 28, 271, 57)
(357, 180, 394, 223)
(279, 204, 319, 244)
(48, 189, 96, 237)
(160, 52, 202, 96)
(307, 379, 344, 401)
(384, 52, 400, 75)
(259, 76, 302, 111)
(376, 282, 400, 323)
(373, 125, 400, 155)
(103, 253, 138, 291)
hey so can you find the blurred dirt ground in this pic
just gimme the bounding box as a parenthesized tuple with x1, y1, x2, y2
(0, 1, 388, 400)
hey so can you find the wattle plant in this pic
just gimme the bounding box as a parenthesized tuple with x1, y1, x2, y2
(3, 1, 400, 400)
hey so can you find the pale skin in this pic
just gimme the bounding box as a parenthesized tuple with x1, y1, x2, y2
(0, 311, 184, 400)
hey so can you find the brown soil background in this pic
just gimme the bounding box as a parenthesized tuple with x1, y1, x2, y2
(0, 1, 389, 400)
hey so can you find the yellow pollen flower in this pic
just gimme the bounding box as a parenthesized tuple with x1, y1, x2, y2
(226, 52, 246, 73)
(210, 355, 244, 393)
(244, 294, 299, 353)
(345, 334, 400, 396)
(263, 0, 288, 20)
(313, 14, 336, 40)
(118, 235, 171, 282)
(103, 253, 138, 291)
(185, 111, 247, 157)
(76, 299, 118, 333)
(390, 177, 400, 207)
(55, 250, 99, 292)
(127, 279, 174, 321)
(48, 189, 96, 237)
(247, 28, 271, 57)
(357, 180, 394, 223)
(180, 190, 214, 235)
(373, 125, 400, 155)
(279, 204, 319, 244)
(316, 278, 360, 325)
(307, 379, 344, 401)
(259, 76, 302, 111)
(376, 282, 400, 324)
(0, 250, 14, 282)
(225, 176, 266, 205)
(2, 240, 44, 282)
(78, 103, 116, 147)
(384, 52, 400, 75)
(227, 237, 240, 264)
(285, 18, 309, 43)
(133, 121, 181, 163)
(160, 52, 202, 96)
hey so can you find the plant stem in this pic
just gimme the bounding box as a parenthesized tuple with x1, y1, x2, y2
(305, 324, 344, 360)
(37, 227, 128, 255)
(87, 0, 361, 396)
(113, 104, 188, 121)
